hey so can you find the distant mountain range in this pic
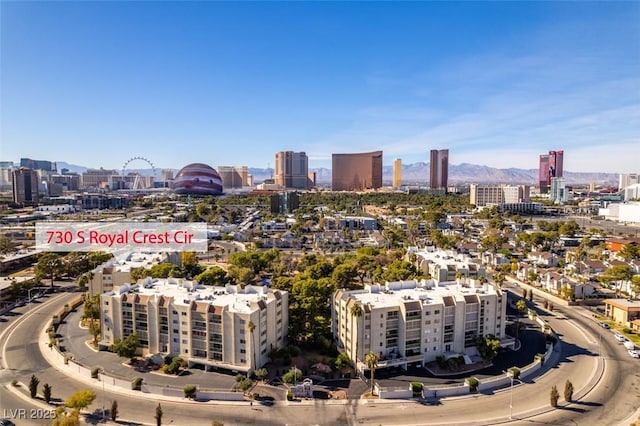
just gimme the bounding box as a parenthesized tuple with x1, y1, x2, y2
(56, 161, 619, 186)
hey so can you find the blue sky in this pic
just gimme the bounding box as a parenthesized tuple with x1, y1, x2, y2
(2, 2, 639, 173)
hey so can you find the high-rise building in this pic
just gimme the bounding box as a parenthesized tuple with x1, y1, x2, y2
(218, 166, 249, 189)
(12, 168, 39, 204)
(81, 168, 119, 189)
(331, 151, 383, 191)
(270, 192, 300, 214)
(101, 280, 288, 374)
(470, 184, 530, 207)
(619, 173, 640, 191)
(20, 158, 56, 172)
(393, 158, 402, 188)
(429, 149, 449, 191)
(539, 150, 564, 193)
(550, 177, 568, 204)
(275, 152, 309, 189)
(332, 276, 506, 370)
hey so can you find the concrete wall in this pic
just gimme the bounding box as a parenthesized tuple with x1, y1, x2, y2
(196, 391, 244, 401)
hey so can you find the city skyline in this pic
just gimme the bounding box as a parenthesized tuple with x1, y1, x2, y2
(2, 2, 639, 173)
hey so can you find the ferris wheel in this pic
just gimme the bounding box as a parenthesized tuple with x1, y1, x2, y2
(121, 157, 156, 190)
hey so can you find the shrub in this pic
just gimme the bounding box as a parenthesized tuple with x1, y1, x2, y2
(29, 375, 39, 398)
(131, 377, 143, 390)
(466, 377, 479, 392)
(623, 327, 633, 334)
(286, 391, 294, 401)
(91, 367, 100, 379)
(11, 379, 18, 386)
(282, 368, 302, 384)
(436, 355, 447, 369)
(535, 353, 545, 363)
(235, 373, 245, 383)
(240, 378, 253, 392)
(410, 381, 423, 395)
(546, 334, 558, 345)
(564, 380, 574, 402)
(550, 385, 560, 407)
(183, 384, 197, 399)
(508, 367, 520, 380)
(43, 383, 52, 403)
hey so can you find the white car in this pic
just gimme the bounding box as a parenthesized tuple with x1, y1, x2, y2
(628, 349, 640, 359)
(624, 341, 636, 350)
(614, 334, 628, 343)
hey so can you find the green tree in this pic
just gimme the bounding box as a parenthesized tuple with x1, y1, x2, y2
(52, 406, 80, 426)
(475, 335, 501, 362)
(149, 263, 176, 278)
(227, 265, 255, 287)
(29, 374, 40, 398)
(350, 302, 364, 362)
(36, 253, 64, 286)
(516, 299, 527, 315)
(550, 385, 560, 407)
(111, 400, 118, 422)
(155, 403, 163, 426)
(564, 380, 574, 402)
(65, 389, 96, 411)
(254, 368, 268, 381)
(282, 367, 302, 384)
(195, 266, 228, 285)
(365, 351, 379, 396)
(110, 332, 138, 359)
(130, 267, 150, 282)
(619, 243, 640, 261)
(0, 236, 16, 254)
(334, 352, 351, 372)
(43, 383, 52, 403)
(181, 251, 203, 278)
(332, 263, 358, 289)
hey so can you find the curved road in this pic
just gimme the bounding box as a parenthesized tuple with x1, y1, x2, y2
(1, 293, 638, 425)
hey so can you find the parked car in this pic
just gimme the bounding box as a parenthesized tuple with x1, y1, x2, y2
(598, 321, 611, 329)
(0, 419, 16, 426)
(628, 349, 640, 359)
(614, 334, 628, 343)
(624, 341, 636, 350)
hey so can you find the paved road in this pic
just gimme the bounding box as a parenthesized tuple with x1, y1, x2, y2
(1, 291, 638, 425)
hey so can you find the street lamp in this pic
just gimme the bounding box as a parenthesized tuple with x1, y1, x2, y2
(97, 367, 106, 421)
(505, 370, 524, 420)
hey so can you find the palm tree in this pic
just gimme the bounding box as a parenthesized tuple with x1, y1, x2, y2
(350, 303, 363, 362)
(247, 320, 256, 372)
(365, 351, 378, 396)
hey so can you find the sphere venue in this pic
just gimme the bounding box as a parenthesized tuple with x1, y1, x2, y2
(172, 163, 224, 195)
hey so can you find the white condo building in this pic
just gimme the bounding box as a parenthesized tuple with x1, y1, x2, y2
(100, 280, 288, 374)
(88, 251, 180, 296)
(332, 279, 506, 372)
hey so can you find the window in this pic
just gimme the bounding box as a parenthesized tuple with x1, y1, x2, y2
(434, 310, 440, 315)
(182, 331, 187, 335)
(240, 349, 246, 354)
(240, 339, 246, 344)
(104, 301, 109, 306)
(181, 312, 187, 316)
(182, 339, 187, 344)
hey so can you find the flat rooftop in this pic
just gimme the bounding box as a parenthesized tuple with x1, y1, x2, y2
(107, 279, 281, 314)
(347, 279, 497, 309)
